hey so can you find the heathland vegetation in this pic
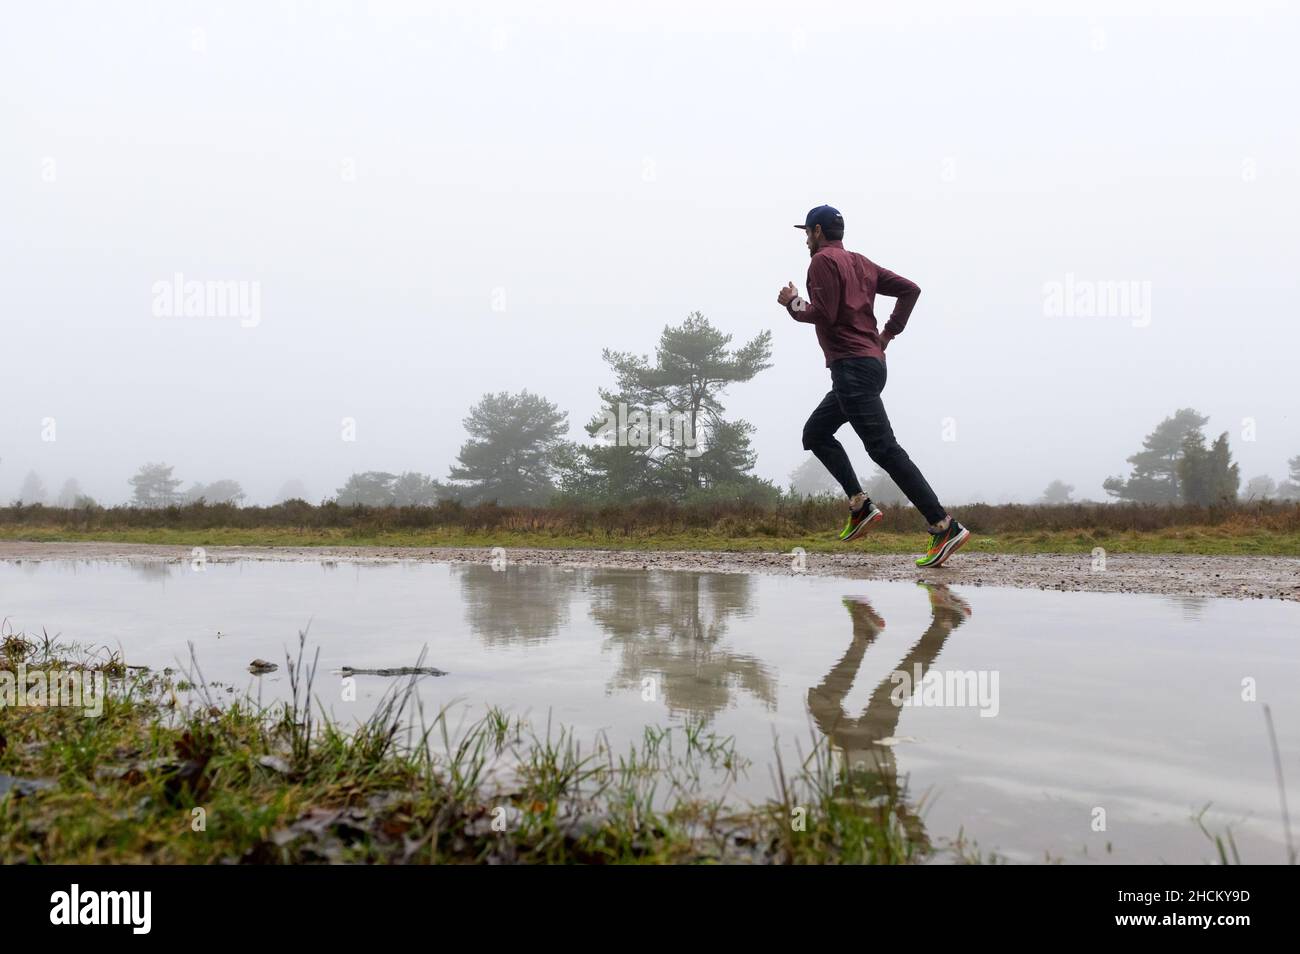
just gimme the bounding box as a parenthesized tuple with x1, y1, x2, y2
(3, 497, 1298, 556)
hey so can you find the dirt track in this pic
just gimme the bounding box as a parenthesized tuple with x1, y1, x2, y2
(2, 540, 1298, 602)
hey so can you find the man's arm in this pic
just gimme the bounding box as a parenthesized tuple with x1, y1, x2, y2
(786, 255, 841, 324)
(876, 265, 920, 343)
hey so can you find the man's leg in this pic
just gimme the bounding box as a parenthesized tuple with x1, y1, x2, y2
(832, 358, 947, 528)
(803, 389, 886, 541)
(801, 389, 862, 498)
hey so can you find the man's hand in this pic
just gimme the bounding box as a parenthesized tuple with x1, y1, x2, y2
(880, 332, 894, 352)
(777, 282, 798, 307)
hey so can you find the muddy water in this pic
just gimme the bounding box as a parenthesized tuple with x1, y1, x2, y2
(3, 557, 1297, 864)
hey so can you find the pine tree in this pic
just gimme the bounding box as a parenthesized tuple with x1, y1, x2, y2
(447, 391, 569, 505)
(1041, 479, 1075, 504)
(1176, 432, 1211, 505)
(1104, 408, 1209, 502)
(17, 471, 47, 505)
(1206, 432, 1239, 504)
(1277, 456, 1300, 500)
(335, 472, 398, 506)
(1177, 432, 1238, 505)
(128, 463, 182, 508)
(788, 455, 841, 497)
(564, 312, 773, 502)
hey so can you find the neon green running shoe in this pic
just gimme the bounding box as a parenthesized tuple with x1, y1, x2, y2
(915, 519, 971, 567)
(838, 499, 883, 541)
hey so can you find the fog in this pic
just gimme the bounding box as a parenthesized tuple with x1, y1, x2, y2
(4, 0, 1298, 506)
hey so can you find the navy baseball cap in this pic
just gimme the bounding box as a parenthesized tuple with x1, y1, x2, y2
(794, 205, 844, 232)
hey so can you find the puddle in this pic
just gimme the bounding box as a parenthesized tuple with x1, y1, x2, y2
(3, 557, 1297, 863)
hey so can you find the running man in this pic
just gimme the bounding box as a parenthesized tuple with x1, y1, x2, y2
(778, 204, 970, 567)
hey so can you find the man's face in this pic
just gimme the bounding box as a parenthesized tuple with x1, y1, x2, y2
(805, 225, 822, 256)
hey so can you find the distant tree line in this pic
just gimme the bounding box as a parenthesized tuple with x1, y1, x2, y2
(8, 332, 1300, 512)
(333, 312, 777, 507)
(11, 473, 97, 508)
(1102, 407, 1298, 505)
(125, 464, 249, 508)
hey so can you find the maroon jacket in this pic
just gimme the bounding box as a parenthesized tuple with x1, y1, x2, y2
(786, 239, 921, 367)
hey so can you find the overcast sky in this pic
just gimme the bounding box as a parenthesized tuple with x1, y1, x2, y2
(3, 0, 1298, 506)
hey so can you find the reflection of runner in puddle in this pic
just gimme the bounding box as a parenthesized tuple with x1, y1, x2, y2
(806, 583, 972, 847)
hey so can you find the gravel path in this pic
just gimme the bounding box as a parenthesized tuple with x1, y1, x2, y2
(2, 540, 1298, 602)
